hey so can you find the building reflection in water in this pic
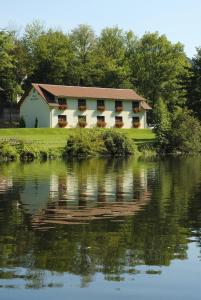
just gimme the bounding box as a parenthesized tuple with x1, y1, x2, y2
(30, 160, 153, 228)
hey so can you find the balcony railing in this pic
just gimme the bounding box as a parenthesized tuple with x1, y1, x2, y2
(115, 121, 124, 128)
(78, 120, 87, 128)
(132, 122, 140, 128)
(115, 106, 123, 113)
(97, 105, 105, 112)
(78, 105, 87, 111)
(58, 104, 68, 110)
(58, 120, 67, 128)
(97, 120, 106, 128)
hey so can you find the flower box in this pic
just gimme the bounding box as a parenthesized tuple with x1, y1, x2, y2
(58, 104, 68, 110)
(58, 120, 67, 128)
(133, 122, 140, 128)
(78, 105, 87, 111)
(115, 106, 123, 113)
(115, 121, 124, 128)
(133, 107, 142, 113)
(97, 105, 105, 112)
(78, 121, 87, 128)
(97, 121, 107, 128)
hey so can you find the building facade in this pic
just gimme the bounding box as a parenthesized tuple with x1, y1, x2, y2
(19, 84, 151, 128)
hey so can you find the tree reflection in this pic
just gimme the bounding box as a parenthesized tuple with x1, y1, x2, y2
(0, 156, 200, 288)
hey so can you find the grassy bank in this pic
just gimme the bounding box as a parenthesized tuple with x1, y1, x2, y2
(0, 128, 155, 147)
(0, 128, 155, 162)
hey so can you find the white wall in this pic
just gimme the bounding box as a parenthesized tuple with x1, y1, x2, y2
(20, 88, 50, 128)
(51, 98, 147, 129)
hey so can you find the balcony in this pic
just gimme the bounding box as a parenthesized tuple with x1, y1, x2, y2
(115, 121, 124, 128)
(78, 120, 87, 128)
(97, 105, 105, 112)
(97, 120, 107, 128)
(58, 104, 68, 110)
(132, 122, 140, 128)
(78, 105, 87, 111)
(115, 106, 123, 113)
(58, 120, 67, 128)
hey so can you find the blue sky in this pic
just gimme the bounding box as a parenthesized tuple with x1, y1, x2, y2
(1, 0, 201, 57)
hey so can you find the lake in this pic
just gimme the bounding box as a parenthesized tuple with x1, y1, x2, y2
(0, 156, 201, 299)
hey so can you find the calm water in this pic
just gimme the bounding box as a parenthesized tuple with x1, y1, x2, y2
(0, 157, 201, 300)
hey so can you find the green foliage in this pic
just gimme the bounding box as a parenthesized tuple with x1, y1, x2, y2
(64, 129, 137, 157)
(186, 48, 201, 120)
(168, 109, 201, 153)
(129, 32, 189, 109)
(0, 142, 19, 161)
(64, 129, 104, 157)
(34, 117, 38, 128)
(155, 107, 201, 153)
(101, 130, 137, 156)
(19, 116, 26, 128)
(154, 99, 171, 152)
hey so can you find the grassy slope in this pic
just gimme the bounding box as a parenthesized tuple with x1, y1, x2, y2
(0, 128, 155, 148)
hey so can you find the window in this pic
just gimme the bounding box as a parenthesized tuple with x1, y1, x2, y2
(78, 99, 86, 111)
(132, 116, 140, 128)
(97, 116, 106, 128)
(78, 115, 87, 127)
(58, 115, 67, 121)
(115, 116, 122, 122)
(58, 97, 67, 110)
(78, 99, 86, 106)
(97, 99, 105, 111)
(97, 100, 104, 106)
(132, 101, 141, 112)
(97, 116, 105, 122)
(115, 100, 123, 112)
(78, 115, 86, 122)
(58, 98, 67, 105)
(115, 116, 123, 128)
(58, 115, 67, 128)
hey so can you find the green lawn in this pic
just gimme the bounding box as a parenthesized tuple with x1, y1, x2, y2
(0, 128, 155, 148)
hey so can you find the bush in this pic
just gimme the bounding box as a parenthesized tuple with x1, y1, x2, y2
(19, 117, 26, 128)
(0, 142, 19, 161)
(64, 129, 104, 157)
(102, 130, 136, 156)
(169, 109, 201, 153)
(63, 129, 137, 157)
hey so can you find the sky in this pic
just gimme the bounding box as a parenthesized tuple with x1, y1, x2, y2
(1, 0, 201, 58)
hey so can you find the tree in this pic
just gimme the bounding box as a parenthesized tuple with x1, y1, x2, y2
(26, 29, 75, 85)
(154, 98, 171, 152)
(129, 32, 190, 110)
(186, 48, 201, 120)
(0, 30, 20, 113)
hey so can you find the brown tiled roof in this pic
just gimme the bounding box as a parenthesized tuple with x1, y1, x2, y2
(141, 101, 152, 110)
(35, 83, 145, 101)
(19, 83, 152, 109)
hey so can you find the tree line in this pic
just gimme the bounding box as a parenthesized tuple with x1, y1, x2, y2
(0, 21, 201, 129)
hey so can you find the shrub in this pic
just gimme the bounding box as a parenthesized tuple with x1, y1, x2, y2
(101, 130, 137, 156)
(34, 117, 38, 128)
(19, 117, 26, 128)
(0, 142, 19, 161)
(169, 109, 201, 153)
(63, 129, 137, 157)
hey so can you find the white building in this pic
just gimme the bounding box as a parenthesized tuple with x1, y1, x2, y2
(19, 83, 151, 128)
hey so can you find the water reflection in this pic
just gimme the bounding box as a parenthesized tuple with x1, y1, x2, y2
(0, 157, 201, 291)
